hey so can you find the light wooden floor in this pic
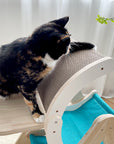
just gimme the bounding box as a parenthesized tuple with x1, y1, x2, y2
(0, 133, 21, 144)
(102, 98, 114, 109)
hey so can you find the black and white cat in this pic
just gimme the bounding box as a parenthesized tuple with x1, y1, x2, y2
(0, 17, 94, 122)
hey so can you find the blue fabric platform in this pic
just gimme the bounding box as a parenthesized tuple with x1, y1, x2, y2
(30, 93, 114, 144)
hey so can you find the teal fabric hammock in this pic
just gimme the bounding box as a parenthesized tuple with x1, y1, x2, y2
(30, 93, 114, 144)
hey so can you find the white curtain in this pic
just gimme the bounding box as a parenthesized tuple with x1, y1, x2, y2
(0, 0, 114, 97)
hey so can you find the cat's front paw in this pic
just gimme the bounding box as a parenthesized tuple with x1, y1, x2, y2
(33, 113, 45, 123)
(34, 115, 45, 123)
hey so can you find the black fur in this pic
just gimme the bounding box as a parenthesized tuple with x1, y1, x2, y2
(70, 42, 95, 53)
(0, 17, 94, 120)
(0, 17, 71, 118)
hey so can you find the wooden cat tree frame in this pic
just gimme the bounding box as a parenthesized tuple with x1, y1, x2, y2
(0, 47, 114, 144)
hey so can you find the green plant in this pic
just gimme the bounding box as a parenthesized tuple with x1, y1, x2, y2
(96, 14, 114, 24)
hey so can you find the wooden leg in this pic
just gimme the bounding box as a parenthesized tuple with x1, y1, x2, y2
(15, 129, 45, 144)
(26, 129, 45, 137)
(79, 114, 114, 144)
(103, 117, 114, 144)
(15, 133, 30, 144)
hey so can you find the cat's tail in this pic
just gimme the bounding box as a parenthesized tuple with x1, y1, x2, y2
(70, 42, 96, 53)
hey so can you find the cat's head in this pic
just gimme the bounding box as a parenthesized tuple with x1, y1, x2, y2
(27, 17, 70, 60)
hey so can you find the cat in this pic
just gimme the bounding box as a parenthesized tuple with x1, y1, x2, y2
(0, 16, 94, 123)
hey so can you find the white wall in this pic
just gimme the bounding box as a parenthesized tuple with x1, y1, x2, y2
(0, 0, 114, 97)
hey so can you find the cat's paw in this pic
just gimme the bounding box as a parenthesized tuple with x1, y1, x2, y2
(33, 113, 45, 123)
(0, 95, 8, 100)
(34, 115, 45, 123)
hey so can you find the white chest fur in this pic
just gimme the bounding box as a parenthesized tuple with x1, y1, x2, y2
(43, 54, 58, 69)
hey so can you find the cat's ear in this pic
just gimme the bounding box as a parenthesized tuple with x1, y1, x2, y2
(50, 16, 69, 27)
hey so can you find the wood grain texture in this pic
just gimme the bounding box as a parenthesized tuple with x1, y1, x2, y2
(15, 133, 30, 144)
(102, 98, 114, 109)
(0, 97, 44, 135)
(0, 93, 113, 137)
(15, 97, 114, 144)
(79, 114, 114, 144)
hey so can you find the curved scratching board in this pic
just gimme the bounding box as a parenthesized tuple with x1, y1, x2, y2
(38, 48, 103, 112)
(38, 46, 114, 144)
(1, 43, 114, 137)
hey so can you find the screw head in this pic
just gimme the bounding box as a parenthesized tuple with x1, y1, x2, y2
(53, 131, 56, 133)
(101, 67, 104, 70)
(55, 121, 58, 124)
